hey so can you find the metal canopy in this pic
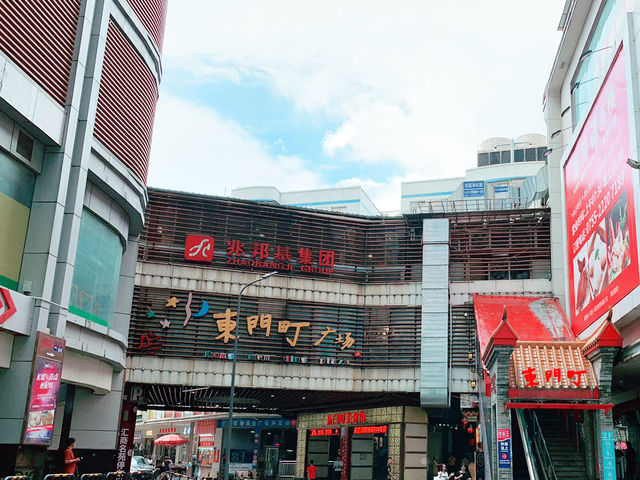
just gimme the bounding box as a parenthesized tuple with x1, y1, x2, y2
(131, 382, 419, 416)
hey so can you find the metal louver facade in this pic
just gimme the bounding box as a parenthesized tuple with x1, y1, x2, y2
(0, 0, 81, 105)
(139, 189, 424, 284)
(127, 0, 168, 51)
(94, 19, 158, 183)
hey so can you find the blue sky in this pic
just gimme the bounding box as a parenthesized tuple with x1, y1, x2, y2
(148, 1, 563, 212)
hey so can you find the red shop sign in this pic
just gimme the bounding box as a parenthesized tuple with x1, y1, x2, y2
(354, 425, 388, 435)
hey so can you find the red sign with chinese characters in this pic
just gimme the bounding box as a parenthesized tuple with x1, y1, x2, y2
(327, 411, 366, 425)
(198, 419, 216, 435)
(310, 428, 340, 437)
(520, 367, 588, 388)
(115, 401, 137, 472)
(564, 47, 639, 335)
(184, 233, 336, 276)
(185, 235, 214, 262)
(22, 333, 65, 446)
(353, 425, 388, 435)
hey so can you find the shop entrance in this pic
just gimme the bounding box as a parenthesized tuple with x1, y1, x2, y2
(350, 426, 388, 480)
(307, 429, 341, 479)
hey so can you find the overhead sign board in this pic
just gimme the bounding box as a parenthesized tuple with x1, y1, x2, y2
(564, 47, 639, 335)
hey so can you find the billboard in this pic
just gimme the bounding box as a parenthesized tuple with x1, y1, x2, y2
(22, 333, 65, 445)
(564, 47, 639, 335)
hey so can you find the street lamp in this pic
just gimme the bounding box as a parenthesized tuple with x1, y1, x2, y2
(224, 271, 278, 480)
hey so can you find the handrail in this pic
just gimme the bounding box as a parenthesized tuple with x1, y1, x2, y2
(527, 411, 558, 480)
(410, 198, 535, 214)
(515, 410, 540, 480)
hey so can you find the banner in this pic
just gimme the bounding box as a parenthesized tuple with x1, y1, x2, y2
(115, 401, 137, 472)
(497, 429, 511, 469)
(564, 47, 639, 334)
(22, 333, 65, 445)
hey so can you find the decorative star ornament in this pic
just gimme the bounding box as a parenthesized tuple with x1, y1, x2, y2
(159, 319, 171, 329)
(146, 309, 156, 319)
(165, 297, 179, 308)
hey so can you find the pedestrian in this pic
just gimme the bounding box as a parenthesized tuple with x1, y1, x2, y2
(454, 464, 470, 480)
(431, 457, 439, 478)
(387, 458, 396, 480)
(306, 459, 317, 480)
(436, 464, 450, 480)
(333, 454, 343, 480)
(61, 437, 82, 474)
(627, 441, 636, 480)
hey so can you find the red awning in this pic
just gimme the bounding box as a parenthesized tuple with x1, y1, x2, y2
(473, 295, 575, 361)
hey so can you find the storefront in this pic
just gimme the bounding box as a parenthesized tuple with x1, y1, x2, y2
(296, 406, 428, 480)
(216, 417, 297, 479)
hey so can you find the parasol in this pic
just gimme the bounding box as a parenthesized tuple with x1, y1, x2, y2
(154, 434, 188, 446)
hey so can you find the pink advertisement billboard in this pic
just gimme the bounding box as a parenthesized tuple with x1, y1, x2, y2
(564, 47, 639, 335)
(22, 333, 65, 445)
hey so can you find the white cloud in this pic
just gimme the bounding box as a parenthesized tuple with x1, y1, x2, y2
(147, 95, 324, 195)
(155, 0, 563, 210)
(336, 176, 405, 214)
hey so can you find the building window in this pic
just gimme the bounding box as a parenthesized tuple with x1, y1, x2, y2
(0, 151, 35, 289)
(525, 148, 537, 162)
(513, 149, 524, 162)
(477, 153, 489, 167)
(572, 0, 627, 126)
(500, 151, 511, 164)
(69, 209, 123, 327)
(489, 151, 500, 165)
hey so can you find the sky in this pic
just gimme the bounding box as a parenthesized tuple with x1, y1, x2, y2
(147, 1, 563, 213)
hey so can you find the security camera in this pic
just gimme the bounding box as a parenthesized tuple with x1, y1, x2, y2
(627, 158, 640, 169)
(22, 280, 32, 296)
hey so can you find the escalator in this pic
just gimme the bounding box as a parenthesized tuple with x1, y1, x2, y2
(513, 409, 588, 480)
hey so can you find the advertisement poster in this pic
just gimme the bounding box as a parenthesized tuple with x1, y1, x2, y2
(497, 428, 511, 469)
(22, 333, 65, 445)
(564, 47, 639, 335)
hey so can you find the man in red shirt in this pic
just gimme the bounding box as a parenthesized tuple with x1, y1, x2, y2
(306, 460, 317, 480)
(62, 438, 81, 474)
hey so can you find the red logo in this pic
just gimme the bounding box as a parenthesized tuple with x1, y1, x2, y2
(0, 287, 17, 324)
(185, 235, 214, 262)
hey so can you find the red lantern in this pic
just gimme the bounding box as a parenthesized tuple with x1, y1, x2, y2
(462, 418, 469, 426)
(467, 427, 474, 434)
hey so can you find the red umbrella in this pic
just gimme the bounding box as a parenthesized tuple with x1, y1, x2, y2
(154, 434, 188, 446)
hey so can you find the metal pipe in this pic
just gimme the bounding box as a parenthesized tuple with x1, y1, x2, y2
(224, 272, 277, 480)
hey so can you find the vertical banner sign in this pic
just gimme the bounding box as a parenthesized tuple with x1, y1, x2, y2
(497, 429, 511, 469)
(601, 431, 616, 480)
(340, 427, 350, 480)
(564, 47, 639, 335)
(22, 333, 65, 445)
(116, 401, 137, 472)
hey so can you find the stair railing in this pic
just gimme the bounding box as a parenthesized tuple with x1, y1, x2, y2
(515, 409, 540, 480)
(526, 410, 558, 480)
